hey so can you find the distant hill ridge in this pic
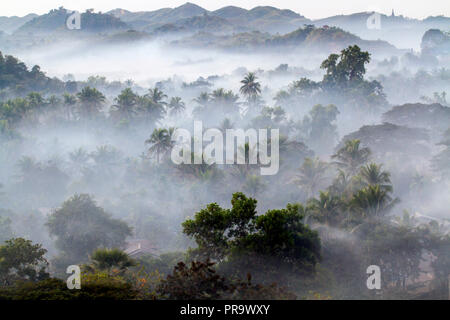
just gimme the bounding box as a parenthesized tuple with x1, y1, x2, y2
(171, 24, 397, 55)
(107, 2, 310, 34)
(14, 7, 128, 35)
(1, 3, 448, 50)
(0, 14, 38, 34)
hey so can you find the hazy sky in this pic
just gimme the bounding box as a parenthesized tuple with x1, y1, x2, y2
(0, 0, 449, 19)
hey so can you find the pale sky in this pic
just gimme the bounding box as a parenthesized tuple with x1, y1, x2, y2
(0, 0, 449, 19)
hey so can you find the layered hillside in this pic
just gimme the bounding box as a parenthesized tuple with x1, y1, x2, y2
(107, 3, 310, 34)
(314, 11, 450, 49)
(14, 7, 129, 35)
(0, 14, 38, 34)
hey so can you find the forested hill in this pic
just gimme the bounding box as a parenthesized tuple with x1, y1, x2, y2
(172, 25, 397, 54)
(108, 3, 310, 34)
(421, 29, 450, 55)
(14, 7, 129, 35)
(0, 14, 38, 34)
(268, 25, 396, 52)
(0, 52, 64, 94)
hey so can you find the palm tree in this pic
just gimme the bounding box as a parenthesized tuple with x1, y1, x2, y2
(145, 128, 174, 163)
(349, 184, 399, 221)
(358, 163, 392, 191)
(111, 88, 138, 121)
(328, 169, 352, 196)
(192, 92, 210, 120)
(240, 72, 261, 100)
(76, 86, 106, 120)
(210, 88, 240, 116)
(90, 145, 123, 177)
(193, 92, 210, 107)
(293, 157, 328, 199)
(306, 191, 343, 227)
(16, 156, 40, 182)
(69, 147, 90, 168)
(219, 118, 234, 133)
(137, 96, 166, 125)
(409, 171, 427, 192)
(88, 248, 136, 276)
(27, 92, 45, 109)
(274, 90, 290, 106)
(145, 87, 167, 106)
(26, 92, 45, 122)
(63, 93, 77, 121)
(0, 98, 29, 125)
(393, 210, 418, 228)
(272, 106, 286, 123)
(168, 97, 185, 116)
(46, 95, 61, 112)
(332, 139, 371, 176)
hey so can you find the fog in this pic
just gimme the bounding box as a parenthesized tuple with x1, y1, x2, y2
(0, 7, 449, 300)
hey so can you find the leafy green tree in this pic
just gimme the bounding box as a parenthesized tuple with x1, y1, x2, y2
(321, 45, 371, 89)
(300, 104, 339, 154)
(290, 78, 320, 97)
(236, 203, 321, 274)
(428, 232, 450, 298)
(251, 106, 287, 128)
(319, 46, 387, 110)
(182, 193, 321, 279)
(157, 260, 295, 300)
(0, 238, 49, 286)
(0, 52, 58, 91)
(157, 260, 228, 300)
(0, 276, 137, 300)
(362, 222, 424, 290)
(14, 156, 69, 207)
(46, 194, 132, 263)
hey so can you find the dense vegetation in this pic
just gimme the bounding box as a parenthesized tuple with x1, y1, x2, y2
(0, 35, 448, 301)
